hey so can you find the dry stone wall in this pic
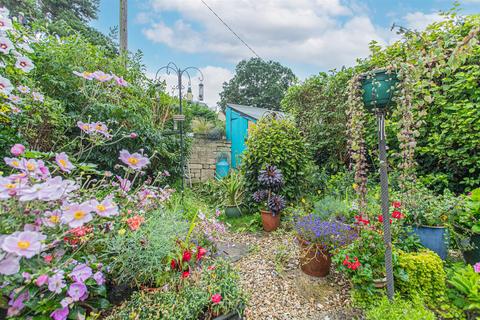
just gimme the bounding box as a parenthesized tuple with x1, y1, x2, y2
(188, 136, 231, 183)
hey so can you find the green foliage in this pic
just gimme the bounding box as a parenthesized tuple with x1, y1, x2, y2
(447, 264, 480, 312)
(106, 260, 246, 320)
(219, 171, 245, 207)
(191, 117, 215, 134)
(313, 196, 350, 220)
(241, 115, 313, 201)
(219, 58, 296, 111)
(281, 69, 353, 170)
(397, 250, 446, 304)
(106, 209, 188, 287)
(366, 296, 435, 320)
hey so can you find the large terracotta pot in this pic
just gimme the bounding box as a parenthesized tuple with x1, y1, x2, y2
(260, 210, 280, 232)
(297, 238, 331, 277)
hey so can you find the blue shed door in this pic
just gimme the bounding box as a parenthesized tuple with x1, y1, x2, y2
(231, 112, 249, 168)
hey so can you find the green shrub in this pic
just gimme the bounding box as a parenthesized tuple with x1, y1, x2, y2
(447, 263, 480, 313)
(106, 260, 246, 320)
(106, 209, 188, 287)
(313, 196, 350, 220)
(366, 296, 435, 320)
(397, 250, 446, 303)
(241, 115, 313, 201)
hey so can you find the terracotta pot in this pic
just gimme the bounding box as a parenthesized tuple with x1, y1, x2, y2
(261, 210, 280, 232)
(297, 238, 331, 277)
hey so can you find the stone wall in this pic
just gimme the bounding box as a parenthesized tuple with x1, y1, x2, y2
(188, 136, 231, 183)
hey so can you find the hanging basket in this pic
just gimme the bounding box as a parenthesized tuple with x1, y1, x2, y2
(359, 69, 398, 111)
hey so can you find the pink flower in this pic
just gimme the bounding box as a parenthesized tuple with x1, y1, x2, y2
(43, 210, 62, 227)
(93, 271, 105, 285)
(0, 36, 13, 54)
(48, 272, 66, 294)
(0, 75, 13, 94)
(196, 247, 207, 261)
(10, 144, 25, 156)
(4, 157, 22, 169)
(90, 197, 119, 217)
(55, 152, 75, 173)
(129, 132, 138, 139)
(119, 149, 150, 170)
(35, 274, 49, 286)
(7, 291, 28, 317)
(114, 75, 128, 87)
(211, 293, 222, 304)
(2, 231, 46, 258)
(18, 176, 78, 201)
(50, 306, 69, 320)
(0, 176, 27, 199)
(61, 202, 94, 228)
(17, 85, 30, 94)
(32, 91, 44, 102)
(126, 215, 144, 231)
(67, 282, 88, 301)
(115, 175, 131, 192)
(77, 121, 94, 134)
(0, 253, 20, 275)
(0, 16, 12, 32)
(15, 56, 34, 72)
(44, 255, 53, 264)
(474, 262, 480, 273)
(182, 250, 192, 262)
(8, 94, 21, 104)
(73, 71, 95, 80)
(93, 71, 113, 82)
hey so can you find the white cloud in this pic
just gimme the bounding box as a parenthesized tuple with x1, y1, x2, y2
(403, 12, 444, 30)
(148, 65, 233, 109)
(140, 0, 390, 70)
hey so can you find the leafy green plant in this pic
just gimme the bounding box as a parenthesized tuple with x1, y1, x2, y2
(219, 171, 245, 207)
(366, 296, 435, 320)
(313, 196, 350, 220)
(106, 209, 188, 287)
(456, 188, 480, 233)
(241, 115, 313, 201)
(191, 117, 215, 134)
(447, 264, 480, 312)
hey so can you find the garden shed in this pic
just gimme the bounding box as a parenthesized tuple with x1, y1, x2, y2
(225, 104, 283, 168)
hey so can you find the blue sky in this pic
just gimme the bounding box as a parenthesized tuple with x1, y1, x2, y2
(92, 0, 479, 108)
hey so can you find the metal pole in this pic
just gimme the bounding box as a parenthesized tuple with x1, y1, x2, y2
(178, 71, 184, 194)
(378, 109, 394, 300)
(119, 0, 128, 55)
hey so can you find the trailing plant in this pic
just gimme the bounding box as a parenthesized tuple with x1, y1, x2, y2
(366, 296, 435, 320)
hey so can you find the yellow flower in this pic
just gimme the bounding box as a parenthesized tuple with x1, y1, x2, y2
(118, 228, 126, 236)
(352, 183, 358, 190)
(301, 198, 306, 204)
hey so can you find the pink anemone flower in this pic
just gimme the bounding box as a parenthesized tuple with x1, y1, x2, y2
(61, 201, 94, 228)
(0, 36, 13, 54)
(4, 157, 22, 169)
(32, 92, 44, 102)
(2, 231, 46, 258)
(15, 56, 34, 72)
(55, 152, 75, 173)
(0, 75, 13, 95)
(119, 149, 150, 170)
(43, 210, 62, 227)
(10, 144, 25, 156)
(73, 71, 95, 80)
(90, 197, 119, 217)
(93, 71, 113, 82)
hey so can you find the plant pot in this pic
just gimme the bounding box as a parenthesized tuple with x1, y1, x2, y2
(213, 310, 242, 320)
(411, 225, 449, 260)
(463, 233, 480, 266)
(359, 69, 398, 111)
(373, 277, 387, 288)
(297, 238, 331, 277)
(225, 206, 241, 218)
(260, 210, 280, 232)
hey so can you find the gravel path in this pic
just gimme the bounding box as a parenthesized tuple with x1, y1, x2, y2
(219, 230, 360, 320)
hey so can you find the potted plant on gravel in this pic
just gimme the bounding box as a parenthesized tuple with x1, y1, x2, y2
(295, 214, 356, 277)
(252, 165, 286, 232)
(219, 171, 245, 218)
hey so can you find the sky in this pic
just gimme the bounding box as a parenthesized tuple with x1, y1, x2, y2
(92, 0, 480, 109)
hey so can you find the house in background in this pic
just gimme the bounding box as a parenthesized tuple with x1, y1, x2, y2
(225, 104, 284, 168)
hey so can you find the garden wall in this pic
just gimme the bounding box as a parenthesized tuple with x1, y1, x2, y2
(188, 137, 231, 183)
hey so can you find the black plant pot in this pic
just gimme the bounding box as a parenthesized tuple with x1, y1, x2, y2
(107, 283, 136, 306)
(213, 310, 243, 320)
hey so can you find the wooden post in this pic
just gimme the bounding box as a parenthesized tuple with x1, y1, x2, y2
(119, 0, 128, 55)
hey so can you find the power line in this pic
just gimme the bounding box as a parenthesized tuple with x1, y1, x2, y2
(200, 0, 262, 60)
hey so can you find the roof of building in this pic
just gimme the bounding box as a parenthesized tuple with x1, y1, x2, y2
(227, 103, 285, 120)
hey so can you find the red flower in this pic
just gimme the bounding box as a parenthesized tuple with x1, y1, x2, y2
(354, 215, 370, 225)
(343, 255, 350, 266)
(343, 256, 361, 270)
(170, 259, 177, 270)
(182, 250, 192, 262)
(377, 215, 392, 224)
(44, 255, 53, 264)
(126, 215, 144, 231)
(207, 265, 216, 271)
(211, 293, 222, 304)
(392, 201, 401, 208)
(181, 270, 190, 279)
(392, 210, 404, 219)
(196, 247, 207, 261)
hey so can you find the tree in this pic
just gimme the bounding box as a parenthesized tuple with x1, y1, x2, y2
(218, 58, 296, 111)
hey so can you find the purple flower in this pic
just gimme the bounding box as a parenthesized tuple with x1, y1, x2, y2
(0, 36, 13, 54)
(4, 157, 22, 169)
(90, 197, 119, 217)
(93, 71, 113, 82)
(93, 271, 105, 285)
(2, 231, 46, 258)
(10, 144, 25, 156)
(252, 190, 268, 203)
(48, 272, 66, 293)
(17, 85, 30, 94)
(50, 306, 69, 320)
(474, 262, 480, 273)
(77, 121, 94, 134)
(258, 165, 284, 189)
(73, 70, 95, 80)
(0, 176, 26, 199)
(0, 253, 20, 275)
(114, 75, 128, 87)
(67, 282, 88, 301)
(115, 175, 131, 192)
(7, 291, 28, 317)
(61, 201, 94, 228)
(55, 152, 75, 173)
(8, 94, 21, 104)
(43, 210, 62, 227)
(119, 149, 150, 170)
(0, 75, 13, 94)
(32, 91, 44, 102)
(268, 194, 286, 214)
(18, 177, 78, 202)
(69, 263, 92, 282)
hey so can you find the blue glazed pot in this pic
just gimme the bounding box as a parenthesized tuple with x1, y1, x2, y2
(411, 226, 449, 260)
(215, 159, 230, 179)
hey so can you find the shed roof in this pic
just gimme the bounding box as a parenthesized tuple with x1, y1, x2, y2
(227, 104, 284, 120)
